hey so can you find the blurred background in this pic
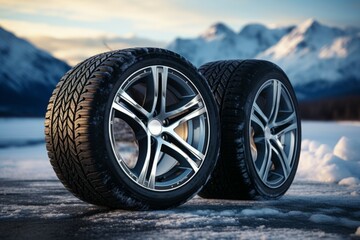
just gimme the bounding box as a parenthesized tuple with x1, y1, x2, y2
(0, 0, 359, 119)
(0, 0, 360, 183)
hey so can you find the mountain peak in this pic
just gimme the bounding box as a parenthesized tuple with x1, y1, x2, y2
(168, 19, 360, 101)
(297, 18, 323, 34)
(201, 22, 235, 40)
(239, 23, 268, 36)
(0, 26, 70, 116)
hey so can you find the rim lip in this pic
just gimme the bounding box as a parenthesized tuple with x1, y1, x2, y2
(108, 65, 211, 192)
(249, 78, 299, 189)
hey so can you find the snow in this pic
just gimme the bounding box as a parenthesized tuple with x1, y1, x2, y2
(168, 21, 291, 67)
(1, 118, 360, 186)
(319, 37, 350, 59)
(2, 178, 358, 239)
(240, 208, 281, 216)
(0, 26, 69, 89)
(309, 214, 360, 228)
(339, 177, 360, 186)
(200, 22, 236, 41)
(0, 118, 360, 237)
(297, 122, 360, 185)
(168, 19, 360, 98)
(333, 136, 360, 161)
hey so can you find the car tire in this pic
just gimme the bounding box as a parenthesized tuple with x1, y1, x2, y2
(45, 48, 220, 209)
(198, 60, 301, 200)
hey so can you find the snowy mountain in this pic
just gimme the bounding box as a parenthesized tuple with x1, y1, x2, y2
(168, 19, 360, 101)
(168, 22, 293, 68)
(259, 19, 360, 100)
(0, 26, 70, 116)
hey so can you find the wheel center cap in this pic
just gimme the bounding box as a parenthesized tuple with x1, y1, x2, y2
(264, 126, 272, 139)
(148, 119, 162, 136)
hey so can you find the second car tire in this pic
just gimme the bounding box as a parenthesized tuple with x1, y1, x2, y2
(198, 60, 301, 200)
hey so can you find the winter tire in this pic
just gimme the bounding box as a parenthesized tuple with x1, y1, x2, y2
(198, 60, 301, 200)
(45, 48, 220, 209)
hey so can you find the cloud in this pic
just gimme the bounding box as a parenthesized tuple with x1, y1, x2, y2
(1, 19, 112, 38)
(0, 0, 224, 41)
(28, 35, 166, 66)
(0, 0, 212, 30)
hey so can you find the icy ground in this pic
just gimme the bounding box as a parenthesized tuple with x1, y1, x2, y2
(0, 118, 360, 239)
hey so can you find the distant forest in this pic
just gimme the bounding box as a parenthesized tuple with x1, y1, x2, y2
(299, 95, 360, 120)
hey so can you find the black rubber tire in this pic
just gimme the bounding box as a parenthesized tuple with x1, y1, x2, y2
(198, 60, 301, 200)
(45, 48, 220, 209)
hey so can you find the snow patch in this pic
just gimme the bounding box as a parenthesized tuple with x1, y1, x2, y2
(339, 177, 360, 186)
(240, 208, 281, 216)
(309, 213, 360, 228)
(333, 137, 360, 161)
(297, 130, 360, 185)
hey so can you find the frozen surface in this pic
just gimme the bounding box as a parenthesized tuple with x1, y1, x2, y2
(2, 119, 359, 184)
(0, 144, 55, 179)
(0, 118, 55, 179)
(0, 118, 45, 147)
(0, 180, 359, 239)
(1, 118, 360, 239)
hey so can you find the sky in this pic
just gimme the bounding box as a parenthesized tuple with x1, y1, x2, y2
(1, 0, 359, 41)
(1, 0, 359, 65)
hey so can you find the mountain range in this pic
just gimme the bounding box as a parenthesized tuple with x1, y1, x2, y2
(0, 19, 359, 119)
(0, 26, 70, 116)
(168, 19, 360, 101)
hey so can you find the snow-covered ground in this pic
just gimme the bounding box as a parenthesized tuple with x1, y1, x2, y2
(1, 118, 359, 185)
(0, 118, 54, 180)
(0, 118, 360, 239)
(0, 179, 359, 239)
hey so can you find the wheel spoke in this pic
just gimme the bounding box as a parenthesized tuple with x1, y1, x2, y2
(162, 140, 200, 173)
(269, 80, 282, 123)
(251, 113, 266, 131)
(271, 139, 291, 178)
(148, 141, 162, 189)
(169, 105, 206, 129)
(167, 129, 205, 161)
(258, 141, 272, 182)
(160, 67, 168, 114)
(118, 90, 150, 118)
(276, 123, 297, 137)
(274, 112, 296, 128)
(164, 94, 201, 119)
(150, 66, 160, 115)
(112, 101, 147, 132)
(137, 135, 154, 186)
(253, 102, 268, 123)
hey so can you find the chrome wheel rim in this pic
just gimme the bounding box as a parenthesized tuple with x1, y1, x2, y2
(109, 65, 210, 191)
(249, 79, 299, 188)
